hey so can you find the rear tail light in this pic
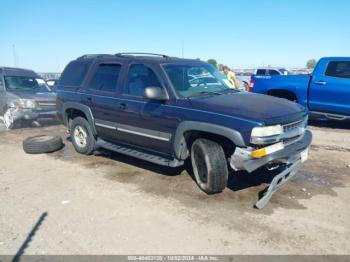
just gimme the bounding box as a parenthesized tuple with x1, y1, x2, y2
(248, 79, 254, 92)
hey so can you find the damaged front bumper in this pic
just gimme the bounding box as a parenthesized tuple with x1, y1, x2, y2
(6, 107, 57, 122)
(230, 130, 312, 208)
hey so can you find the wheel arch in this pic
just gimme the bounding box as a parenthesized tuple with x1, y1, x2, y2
(173, 121, 246, 160)
(267, 89, 298, 102)
(62, 102, 96, 135)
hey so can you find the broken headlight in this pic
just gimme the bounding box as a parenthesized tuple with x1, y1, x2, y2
(9, 99, 38, 109)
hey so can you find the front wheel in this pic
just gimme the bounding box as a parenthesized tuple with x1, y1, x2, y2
(191, 138, 228, 194)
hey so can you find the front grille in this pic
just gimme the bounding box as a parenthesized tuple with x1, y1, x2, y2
(282, 118, 307, 145)
(283, 119, 305, 132)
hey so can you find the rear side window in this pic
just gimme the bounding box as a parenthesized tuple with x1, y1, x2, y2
(59, 61, 91, 86)
(268, 70, 280, 75)
(325, 61, 350, 79)
(88, 64, 121, 92)
(256, 69, 266, 75)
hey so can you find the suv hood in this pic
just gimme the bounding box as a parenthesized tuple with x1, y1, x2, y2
(184, 92, 306, 125)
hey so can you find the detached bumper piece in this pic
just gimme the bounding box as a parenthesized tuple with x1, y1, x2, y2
(255, 159, 302, 209)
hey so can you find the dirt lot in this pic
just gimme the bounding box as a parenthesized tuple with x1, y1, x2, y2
(0, 120, 350, 255)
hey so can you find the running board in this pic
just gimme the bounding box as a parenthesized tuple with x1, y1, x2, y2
(96, 138, 183, 168)
(310, 111, 349, 121)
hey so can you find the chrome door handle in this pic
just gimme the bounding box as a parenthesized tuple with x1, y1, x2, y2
(314, 81, 327, 86)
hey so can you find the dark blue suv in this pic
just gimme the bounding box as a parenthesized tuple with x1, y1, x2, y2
(56, 53, 312, 208)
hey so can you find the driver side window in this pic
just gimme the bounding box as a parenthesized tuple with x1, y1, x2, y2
(124, 64, 162, 97)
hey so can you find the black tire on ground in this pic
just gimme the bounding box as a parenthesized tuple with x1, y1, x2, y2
(191, 138, 228, 194)
(23, 135, 64, 154)
(70, 116, 96, 155)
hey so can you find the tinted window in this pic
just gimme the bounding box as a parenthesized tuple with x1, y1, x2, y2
(59, 61, 91, 86)
(125, 64, 161, 97)
(88, 64, 121, 92)
(268, 70, 280, 75)
(256, 69, 266, 75)
(325, 61, 350, 79)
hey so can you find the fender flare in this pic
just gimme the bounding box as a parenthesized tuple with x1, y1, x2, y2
(62, 102, 97, 135)
(173, 121, 246, 160)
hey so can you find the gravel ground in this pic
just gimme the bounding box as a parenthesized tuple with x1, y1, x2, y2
(0, 120, 349, 255)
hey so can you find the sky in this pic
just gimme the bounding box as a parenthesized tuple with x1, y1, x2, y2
(0, 0, 349, 72)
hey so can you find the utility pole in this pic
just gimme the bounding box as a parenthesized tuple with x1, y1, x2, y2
(181, 40, 184, 58)
(12, 44, 19, 67)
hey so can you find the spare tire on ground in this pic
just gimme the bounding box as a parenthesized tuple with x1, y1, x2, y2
(23, 135, 64, 154)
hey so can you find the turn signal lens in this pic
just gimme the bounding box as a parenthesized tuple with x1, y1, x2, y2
(251, 148, 267, 158)
(251, 142, 284, 158)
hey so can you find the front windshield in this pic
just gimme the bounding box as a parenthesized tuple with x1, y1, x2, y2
(4, 76, 51, 92)
(163, 63, 237, 98)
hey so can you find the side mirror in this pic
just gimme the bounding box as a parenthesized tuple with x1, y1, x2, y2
(144, 86, 169, 101)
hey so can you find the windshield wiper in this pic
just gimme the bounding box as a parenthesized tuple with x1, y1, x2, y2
(198, 91, 222, 96)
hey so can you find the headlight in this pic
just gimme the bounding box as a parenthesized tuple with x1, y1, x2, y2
(10, 99, 37, 109)
(251, 125, 283, 137)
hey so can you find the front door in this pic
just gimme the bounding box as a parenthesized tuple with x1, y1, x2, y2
(309, 59, 350, 116)
(115, 63, 177, 156)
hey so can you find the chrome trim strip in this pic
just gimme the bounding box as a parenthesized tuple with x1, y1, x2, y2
(117, 127, 170, 141)
(95, 122, 117, 130)
(94, 118, 172, 141)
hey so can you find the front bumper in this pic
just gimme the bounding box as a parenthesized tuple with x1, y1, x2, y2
(8, 107, 57, 122)
(230, 130, 312, 173)
(230, 130, 312, 209)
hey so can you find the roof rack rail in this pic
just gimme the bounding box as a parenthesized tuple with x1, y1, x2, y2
(77, 54, 112, 60)
(115, 52, 170, 59)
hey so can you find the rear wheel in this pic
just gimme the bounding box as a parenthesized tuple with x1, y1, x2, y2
(70, 117, 96, 155)
(191, 138, 228, 194)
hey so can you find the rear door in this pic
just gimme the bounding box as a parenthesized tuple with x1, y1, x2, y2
(85, 62, 124, 142)
(309, 59, 350, 116)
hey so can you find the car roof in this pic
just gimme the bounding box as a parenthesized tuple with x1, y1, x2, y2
(74, 53, 201, 65)
(256, 67, 285, 70)
(0, 67, 39, 78)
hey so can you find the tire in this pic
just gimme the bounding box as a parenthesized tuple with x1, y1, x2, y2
(70, 117, 96, 155)
(23, 135, 64, 154)
(191, 138, 228, 194)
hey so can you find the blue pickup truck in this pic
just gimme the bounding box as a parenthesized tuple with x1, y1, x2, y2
(250, 57, 350, 120)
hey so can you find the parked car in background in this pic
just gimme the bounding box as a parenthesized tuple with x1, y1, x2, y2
(255, 68, 290, 76)
(0, 67, 57, 129)
(250, 57, 350, 121)
(46, 79, 58, 88)
(56, 53, 312, 208)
